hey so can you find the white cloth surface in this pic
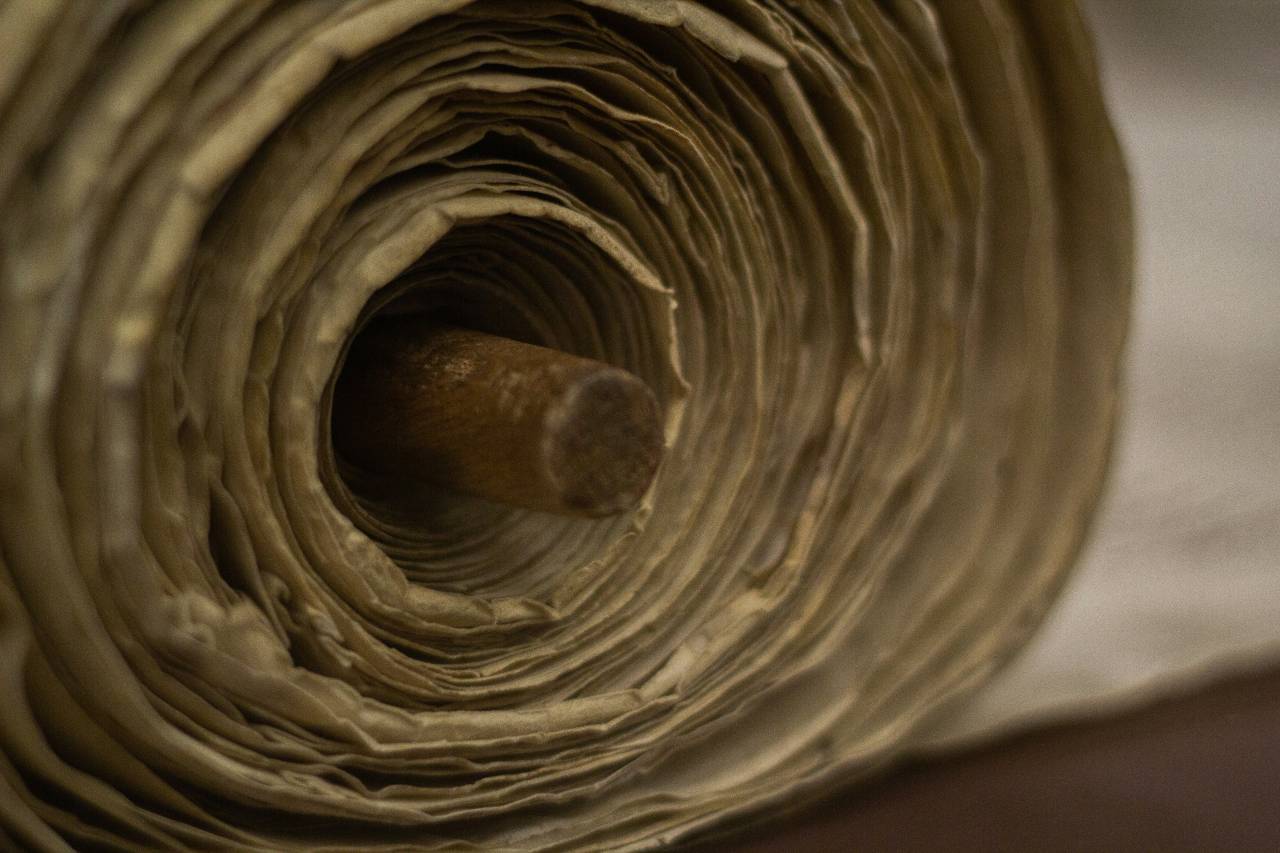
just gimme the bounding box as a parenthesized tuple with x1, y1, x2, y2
(924, 0, 1280, 746)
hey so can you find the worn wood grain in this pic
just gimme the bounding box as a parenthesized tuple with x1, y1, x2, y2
(332, 319, 664, 517)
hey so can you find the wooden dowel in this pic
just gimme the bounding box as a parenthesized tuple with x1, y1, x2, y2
(331, 319, 663, 517)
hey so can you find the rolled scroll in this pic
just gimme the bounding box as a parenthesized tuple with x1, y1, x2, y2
(0, 1, 1130, 850)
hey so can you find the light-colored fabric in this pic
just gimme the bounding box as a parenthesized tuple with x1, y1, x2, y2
(924, 0, 1280, 748)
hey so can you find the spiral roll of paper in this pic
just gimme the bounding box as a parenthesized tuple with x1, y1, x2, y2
(0, 2, 1130, 849)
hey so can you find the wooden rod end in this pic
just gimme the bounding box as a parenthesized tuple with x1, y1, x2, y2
(332, 321, 663, 517)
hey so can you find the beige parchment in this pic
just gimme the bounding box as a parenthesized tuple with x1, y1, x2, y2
(0, 2, 1130, 849)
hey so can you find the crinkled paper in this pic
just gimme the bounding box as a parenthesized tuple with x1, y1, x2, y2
(0, 2, 1130, 849)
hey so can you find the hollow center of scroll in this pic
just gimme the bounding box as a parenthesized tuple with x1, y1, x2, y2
(325, 214, 673, 532)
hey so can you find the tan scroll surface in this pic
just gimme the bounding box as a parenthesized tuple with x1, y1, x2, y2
(0, 2, 1130, 850)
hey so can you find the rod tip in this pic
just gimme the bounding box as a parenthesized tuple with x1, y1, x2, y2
(546, 369, 664, 516)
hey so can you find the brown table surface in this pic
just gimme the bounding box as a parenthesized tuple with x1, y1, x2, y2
(687, 665, 1280, 852)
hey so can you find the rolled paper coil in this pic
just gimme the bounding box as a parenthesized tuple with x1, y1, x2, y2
(0, 1, 1130, 850)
